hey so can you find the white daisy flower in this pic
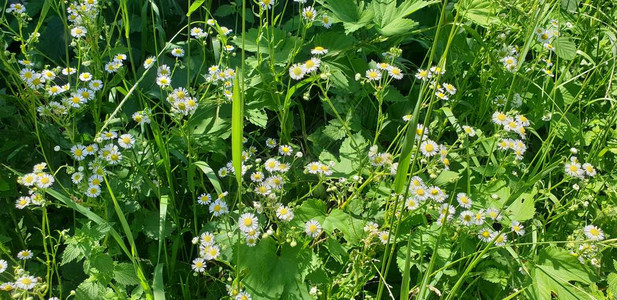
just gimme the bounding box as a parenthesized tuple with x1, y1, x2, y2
(199, 232, 215, 246)
(420, 140, 439, 157)
(584, 225, 604, 241)
(311, 46, 328, 55)
(171, 48, 185, 57)
(71, 172, 84, 184)
(388, 66, 403, 79)
(378, 231, 390, 244)
(456, 193, 472, 209)
(459, 211, 474, 226)
(478, 228, 493, 242)
(209, 199, 228, 217)
(17, 249, 33, 260)
(197, 193, 211, 205)
(565, 161, 584, 178)
(15, 275, 37, 290)
(276, 205, 294, 221)
(264, 158, 280, 172)
(304, 57, 321, 73)
(491, 232, 507, 246)
(71, 26, 87, 38)
(15, 196, 30, 209)
(582, 163, 596, 177)
(278, 145, 293, 156)
(156, 75, 171, 87)
(462, 125, 476, 137)
(365, 69, 382, 81)
(238, 213, 259, 233)
(118, 134, 135, 149)
(0, 259, 7, 273)
(305, 220, 322, 238)
(89, 80, 103, 91)
(35, 173, 54, 189)
(321, 14, 332, 28)
(485, 208, 502, 221)
(79, 72, 92, 81)
(202, 245, 220, 260)
(474, 210, 485, 226)
(302, 6, 317, 21)
(191, 257, 206, 273)
(511, 221, 525, 236)
(405, 197, 419, 211)
(491, 111, 509, 126)
(289, 63, 306, 80)
(85, 185, 101, 198)
(306, 162, 321, 174)
(71, 145, 87, 161)
(364, 221, 379, 233)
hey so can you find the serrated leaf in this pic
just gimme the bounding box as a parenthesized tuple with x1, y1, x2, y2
(456, 0, 499, 27)
(482, 268, 507, 285)
(76, 281, 106, 299)
(91, 253, 115, 274)
(246, 109, 267, 128)
(529, 247, 595, 299)
(372, 0, 434, 36)
(239, 238, 312, 299)
(61, 243, 83, 265)
(114, 263, 141, 286)
(554, 37, 577, 60)
(322, 120, 346, 141)
(608, 273, 617, 296)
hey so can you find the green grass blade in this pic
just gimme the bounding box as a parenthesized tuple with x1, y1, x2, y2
(231, 69, 244, 188)
(194, 161, 223, 195)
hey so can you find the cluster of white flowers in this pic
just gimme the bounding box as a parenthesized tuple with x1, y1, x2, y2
(564, 156, 596, 179)
(166, 87, 198, 116)
(368, 145, 394, 168)
(289, 47, 325, 80)
(67, 0, 100, 27)
(415, 65, 445, 81)
(190, 230, 221, 274)
(305, 161, 333, 176)
(16, 163, 54, 209)
(204, 65, 236, 100)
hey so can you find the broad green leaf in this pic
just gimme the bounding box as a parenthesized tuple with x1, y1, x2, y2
(76, 281, 106, 299)
(91, 253, 115, 274)
(321, 0, 374, 34)
(554, 37, 577, 60)
(608, 273, 617, 296)
(323, 209, 364, 243)
(561, 0, 579, 13)
(506, 191, 536, 221)
(239, 238, 312, 299)
(231, 28, 301, 65)
(114, 263, 141, 286)
(246, 109, 268, 128)
(186, 0, 205, 17)
(529, 247, 595, 300)
(456, 0, 499, 27)
(61, 243, 83, 266)
(372, 0, 435, 36)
